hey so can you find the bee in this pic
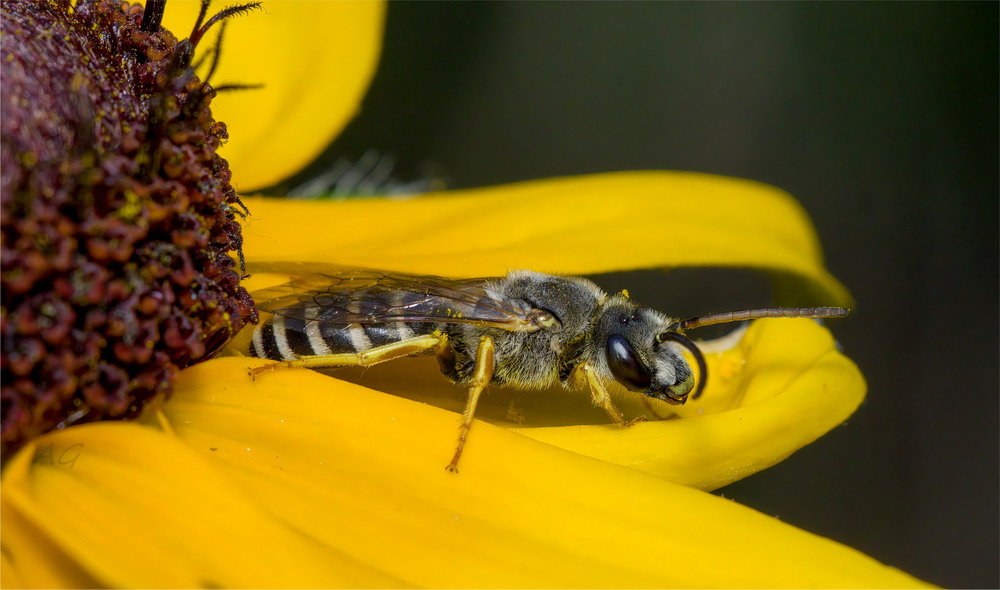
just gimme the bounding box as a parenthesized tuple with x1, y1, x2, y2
(248, 265, 849, 472)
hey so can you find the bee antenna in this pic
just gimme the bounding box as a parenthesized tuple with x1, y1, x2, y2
(657, 331, 708, 399)
(658, 306, 849, 400)
(666, 306, 850, 333)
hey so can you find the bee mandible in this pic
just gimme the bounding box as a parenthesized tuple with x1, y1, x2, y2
(247, 266, 849, 472)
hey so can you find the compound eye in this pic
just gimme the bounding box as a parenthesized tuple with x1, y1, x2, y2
(606, 334, 651, 391)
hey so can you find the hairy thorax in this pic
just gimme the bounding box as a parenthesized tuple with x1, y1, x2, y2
(448, 272, 606, 389)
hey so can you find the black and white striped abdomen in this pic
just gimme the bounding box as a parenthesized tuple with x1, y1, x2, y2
(249, 312, 436, 360)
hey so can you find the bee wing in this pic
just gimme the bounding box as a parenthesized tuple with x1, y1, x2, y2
(249, 264, 539, 332)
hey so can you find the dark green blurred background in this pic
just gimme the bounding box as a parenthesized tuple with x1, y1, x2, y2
(284, 2, 999, 587)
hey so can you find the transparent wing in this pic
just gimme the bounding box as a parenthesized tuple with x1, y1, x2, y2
(249, 263, 541, 332)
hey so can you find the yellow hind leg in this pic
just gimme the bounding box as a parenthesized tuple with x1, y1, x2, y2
(248, 333, 444, 378)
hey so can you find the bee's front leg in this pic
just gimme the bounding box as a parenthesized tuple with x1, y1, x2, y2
(446, 335, 495, 473)
(578, 361, 632, 427)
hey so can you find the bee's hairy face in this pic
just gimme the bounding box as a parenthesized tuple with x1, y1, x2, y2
(592, 300, 695, 404)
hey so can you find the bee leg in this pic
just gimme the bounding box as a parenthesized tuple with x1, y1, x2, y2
(579, 361, 627, 426)
(446, 335, 495, 473)
(248, 334, 442, 378)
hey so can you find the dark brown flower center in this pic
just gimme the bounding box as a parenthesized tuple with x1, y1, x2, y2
(1, 0, 260, 456)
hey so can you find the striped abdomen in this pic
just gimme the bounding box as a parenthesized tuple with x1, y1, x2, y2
(249, 309, 437, 360)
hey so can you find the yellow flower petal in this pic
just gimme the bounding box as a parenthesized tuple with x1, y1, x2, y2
(0, 360, 930, 588)
(1, 425, 403, 588)
(230, 171, 860, 489)
(0, 492, 101, 589)
(158, 1, 386, 191)
(241, 171, 851, 306)
(226, 318, 859, 491)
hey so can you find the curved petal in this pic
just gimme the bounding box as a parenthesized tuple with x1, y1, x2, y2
(0, 361, 930, 588)
(241, 171, 851, 306)
(231, 171, 862, 489)
(515, 318, 866, 489)
(225, 318, 861, 491)
(159, 1, 386, 191)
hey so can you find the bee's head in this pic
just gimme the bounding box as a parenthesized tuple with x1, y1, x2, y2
(593, 300, 850, 404)
(594, 300, 704, 405)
